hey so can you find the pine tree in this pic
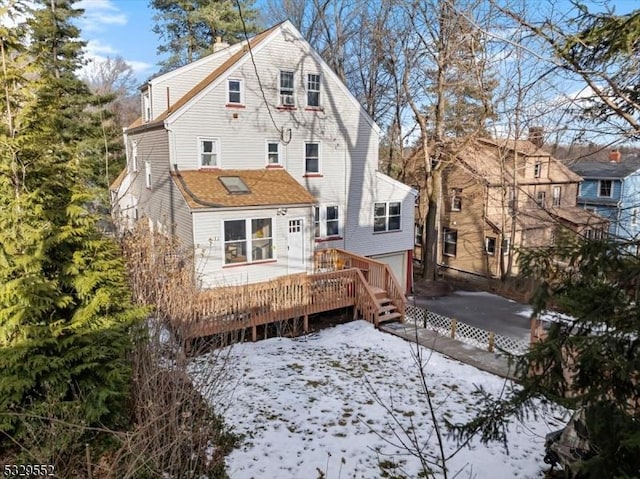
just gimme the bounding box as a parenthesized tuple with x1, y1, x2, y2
(151, 0, 259, 72)
(451, 236, 640, 477)
(0, 0, 145, 455)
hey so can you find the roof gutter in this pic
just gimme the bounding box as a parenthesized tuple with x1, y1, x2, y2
(172, 164, 225, 208)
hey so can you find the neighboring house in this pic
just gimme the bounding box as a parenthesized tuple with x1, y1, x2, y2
(438, 138, 607, 279)
(568, 150, 640, 242)
(111, 21, 416, 293)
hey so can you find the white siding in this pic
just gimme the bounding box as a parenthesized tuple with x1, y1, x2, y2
(126, 22, 416, 289)
(147, 44, 246, 121)
(192, 206, 314, 287)
(344, 172, 416, 257)
(165, 25, 414, 263)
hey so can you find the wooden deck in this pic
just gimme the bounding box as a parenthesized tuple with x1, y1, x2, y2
(172, 249, 406, 341)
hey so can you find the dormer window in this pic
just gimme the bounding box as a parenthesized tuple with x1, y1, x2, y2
(227, 79, 243, 105)
(534, 162, 542, 178)
(279, 70, 294, 107)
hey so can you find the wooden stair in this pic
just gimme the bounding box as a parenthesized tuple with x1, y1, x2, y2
(370, 286, 403, 325)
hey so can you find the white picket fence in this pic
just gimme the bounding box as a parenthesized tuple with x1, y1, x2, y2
(404, 304, 529, 356)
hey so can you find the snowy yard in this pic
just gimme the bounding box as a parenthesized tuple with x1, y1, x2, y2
(188, 320, 567, 479)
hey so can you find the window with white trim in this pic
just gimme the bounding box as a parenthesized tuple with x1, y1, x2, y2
(599, 180, 612, 197)
(266, 141, 281, 165)
(307, 73, 320, 107)
(534, 162, 542, 178)
(305, 142, 320, 173)
(131, 141, 138, 172)
(144, 161, 151, 189)
(451, 188, 462, 211)
(199, 138, 220, 168)
(314, 205, 340, 238)
(443, 228, 457, 257)
(374, 202, 401, 232)
(223, 218, 273, 264)
(485, 236, 496, 255)
(536, 191, 546, 207)
(142, 91, 151, 122)
(279, 70, 294, 106)
(227, 79, 243, 104)
(552, 186, 561, 206)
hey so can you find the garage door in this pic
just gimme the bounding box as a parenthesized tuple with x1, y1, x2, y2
(371, 251, 408, 294)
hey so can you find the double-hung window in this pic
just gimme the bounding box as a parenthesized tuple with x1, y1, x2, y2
(307, 73, 320, 107)
(374, 202, 401, 232)
(314, 205, 340, 238)
(305, 142, 320, 173)
(443, 228, 457, 257)
(199, 138, 220, 168)
(279, 70, 295, 106)
(223, 218, 273, 264)
(266, 141, 282, 166)
(552, 186, 561, 206)
(451, 188, 462, 211)
(534, 162, 542, 178)
(131, 141, 138, 172)
(536, 191, 546, 208)
(599, 180, 612, 197)
(227, 79, 243, 105)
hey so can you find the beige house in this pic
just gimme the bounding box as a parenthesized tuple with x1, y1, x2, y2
(439, 138, 607, 279)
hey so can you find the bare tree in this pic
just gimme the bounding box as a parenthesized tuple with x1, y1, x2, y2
(401, 0, 497, 280)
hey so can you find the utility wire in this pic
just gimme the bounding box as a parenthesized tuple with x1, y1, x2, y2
(234, 0, 291, 144)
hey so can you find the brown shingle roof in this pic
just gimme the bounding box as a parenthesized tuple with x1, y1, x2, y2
(127, 24, 280, 133)
(172, 168, 317, 209)
(455, 138, 582, 184)
(110, 168, 127, 191)
(127, 117, 143, 129)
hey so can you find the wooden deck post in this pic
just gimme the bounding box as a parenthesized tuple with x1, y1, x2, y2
(488, 331, 495, 352)
(303, 314, 308, 333)
(252, 325, 257, 342)
(451, 319, 457, 339)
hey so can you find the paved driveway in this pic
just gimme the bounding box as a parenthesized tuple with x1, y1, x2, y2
(410, 290, 533, 341)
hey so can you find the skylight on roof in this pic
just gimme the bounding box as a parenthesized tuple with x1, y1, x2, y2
(219, 176, 251, 194)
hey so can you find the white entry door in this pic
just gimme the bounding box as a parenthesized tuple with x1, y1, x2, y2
(288, 218, 305, 271)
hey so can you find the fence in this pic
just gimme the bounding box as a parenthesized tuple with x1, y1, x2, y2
(404, 304, 529, 356)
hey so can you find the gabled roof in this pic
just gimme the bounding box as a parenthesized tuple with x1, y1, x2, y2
(569, 157, 640, 179)
(172, 168, 317, 209)
(126, 24, 279, 133)
(125, 20, 381, 137)
(110, 168, 127, 192)
(455, 138, 582, 184)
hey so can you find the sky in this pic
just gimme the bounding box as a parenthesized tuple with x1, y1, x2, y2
(77, 0, 640, 87)
(77, 0, 159, 83)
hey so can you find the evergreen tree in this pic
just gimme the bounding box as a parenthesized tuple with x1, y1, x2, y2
(0, 0, 145, 457)
(151, 0, 259, 72)
(452, 237, 640, 478)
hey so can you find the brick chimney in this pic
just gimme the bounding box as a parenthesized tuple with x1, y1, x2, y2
(528, 126, 544, 148)
(609, 149, 622, 163)
(213, 36, 230, 53)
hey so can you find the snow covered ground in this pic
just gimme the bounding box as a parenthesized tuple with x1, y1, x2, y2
(189, 321, 568, 479)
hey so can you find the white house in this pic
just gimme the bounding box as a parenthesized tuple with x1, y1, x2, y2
(111, 21, 416, 293)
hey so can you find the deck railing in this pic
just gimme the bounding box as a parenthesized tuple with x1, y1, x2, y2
(314, 248, 406, 318)
(177, 269, 361, 339)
